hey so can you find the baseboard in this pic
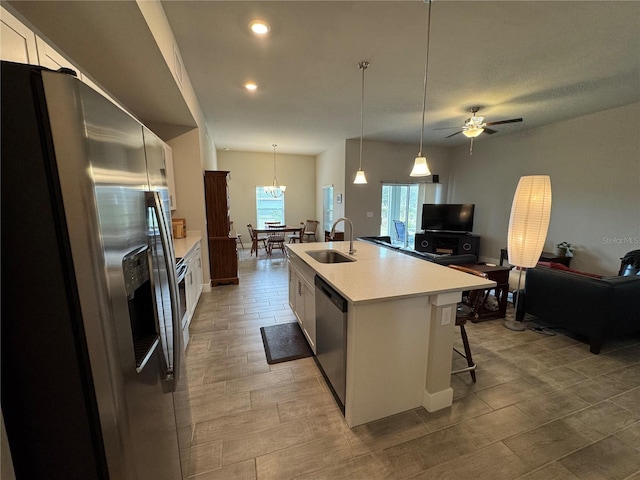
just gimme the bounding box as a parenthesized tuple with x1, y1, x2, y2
(423, 387, 453, 412)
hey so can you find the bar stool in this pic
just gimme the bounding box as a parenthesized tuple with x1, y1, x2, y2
(448, 265, 492, 382)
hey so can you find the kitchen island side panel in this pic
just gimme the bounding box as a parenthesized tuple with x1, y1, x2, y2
(345, 296, 433, 427)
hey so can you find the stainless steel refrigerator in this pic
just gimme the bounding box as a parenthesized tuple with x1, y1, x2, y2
(1, 61, 191, 479)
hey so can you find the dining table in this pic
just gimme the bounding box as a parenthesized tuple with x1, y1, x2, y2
(251, 225, 304, 256)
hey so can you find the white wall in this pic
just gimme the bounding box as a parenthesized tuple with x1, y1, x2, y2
(217, 150, 316, 238)
(168, 129, 210, 284)
(316, 141, 347, 235)
(344, 139, 453, 238)
(447, 102, 640, 275)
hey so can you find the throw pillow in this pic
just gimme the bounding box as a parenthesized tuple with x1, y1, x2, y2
(540, 261, 603, 279)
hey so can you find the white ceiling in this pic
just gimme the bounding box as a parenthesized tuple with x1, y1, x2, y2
(7, 1, 640, 156)
(161, 0, 640, 154)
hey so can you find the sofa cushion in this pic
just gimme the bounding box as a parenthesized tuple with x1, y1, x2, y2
(537, 261, 603, 279)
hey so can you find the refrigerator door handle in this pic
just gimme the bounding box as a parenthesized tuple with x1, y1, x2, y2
(146, 190, 180, 391)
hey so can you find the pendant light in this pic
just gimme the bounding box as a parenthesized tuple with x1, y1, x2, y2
(410, 0, 433, 177)
(353, 61, 369, 184)
(264, 144, 286, 198)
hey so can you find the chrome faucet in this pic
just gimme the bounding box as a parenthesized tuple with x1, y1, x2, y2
(330, 217, 356, 255)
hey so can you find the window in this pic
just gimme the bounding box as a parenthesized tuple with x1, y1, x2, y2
(380, 184, 419, 248)
(256, 187, 285, 227)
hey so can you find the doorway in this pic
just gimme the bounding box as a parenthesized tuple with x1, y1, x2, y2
(322, 185, 334, 236)
(380, 184, 419, 248)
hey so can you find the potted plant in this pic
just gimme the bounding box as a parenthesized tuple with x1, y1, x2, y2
(555, 241, 575, 257)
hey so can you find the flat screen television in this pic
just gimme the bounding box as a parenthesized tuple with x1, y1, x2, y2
(421, 204, 475, 233)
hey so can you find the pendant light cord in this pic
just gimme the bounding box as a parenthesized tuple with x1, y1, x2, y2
(358, 61, 369, 170)
(272, 144, 277, 181)
(418, 0, 433, 157)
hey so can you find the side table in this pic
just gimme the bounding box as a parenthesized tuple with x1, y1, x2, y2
(500, 248, 572, 267)
(459, 263, 512, 321)
(538, 251, 572, 267)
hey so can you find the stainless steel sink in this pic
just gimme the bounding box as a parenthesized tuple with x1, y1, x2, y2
(306, 249, 355, 264)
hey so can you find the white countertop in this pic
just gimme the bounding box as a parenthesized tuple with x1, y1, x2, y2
(287, 240, 495, 304)
(173, 231, 202, 259)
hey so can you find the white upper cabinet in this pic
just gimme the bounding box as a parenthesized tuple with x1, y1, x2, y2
(35, 36, 116, 103)
(1, 7, 121, 108)
(1, 7, 38, 64)
(162, 143, 177, 210)
(34, 36, 76, 71)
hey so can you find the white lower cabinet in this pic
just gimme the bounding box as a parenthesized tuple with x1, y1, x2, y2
(185, 243, 203, 319)
(288, 255, 316, 353)
(182, 241, 203, 349)
(301, 277, 316, 351)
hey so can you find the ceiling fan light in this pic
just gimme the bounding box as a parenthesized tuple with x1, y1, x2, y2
(249, 20, 270, 35)
(463, 127, 484, 138)
(410, 156, 431, 177)
(354, 169, 367, 184)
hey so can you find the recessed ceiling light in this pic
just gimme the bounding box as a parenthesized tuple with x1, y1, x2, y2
(244, 82, 258, 91)
(249, 20, 270, 35)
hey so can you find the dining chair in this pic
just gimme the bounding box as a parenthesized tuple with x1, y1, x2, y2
(247, 223, 267, 256)
(392, 220, 406, 243)
(302, 220, 319, 242)
(288, 222, 305, 243)
(229, 221, 244, 250)
(447, 265, 492, 382)
(266, 224, 286, 256)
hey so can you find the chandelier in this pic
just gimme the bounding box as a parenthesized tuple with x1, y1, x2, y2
(264, 144, 286, 198)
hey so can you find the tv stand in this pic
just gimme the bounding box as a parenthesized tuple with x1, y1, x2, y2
(415, 231, 480, 257)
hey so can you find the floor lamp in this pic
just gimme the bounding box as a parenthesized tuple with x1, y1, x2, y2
(504, 175, 552, 331)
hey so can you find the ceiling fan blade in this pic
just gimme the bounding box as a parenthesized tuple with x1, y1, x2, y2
(445, 131, 462, 138)
(484, 118, 523, 126)
(433, 126, 461, 130)
(483, 128, 497, 135)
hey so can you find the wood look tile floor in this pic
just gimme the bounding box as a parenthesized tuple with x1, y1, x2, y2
(185, 249, 640, 479)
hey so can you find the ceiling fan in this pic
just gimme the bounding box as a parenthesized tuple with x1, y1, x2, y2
(437, 107, 523, 154)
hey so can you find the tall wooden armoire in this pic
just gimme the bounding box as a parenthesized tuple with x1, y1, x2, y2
(204, 171, 239, 286)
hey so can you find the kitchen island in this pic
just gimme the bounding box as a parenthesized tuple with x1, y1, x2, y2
(286, 240, 495, 427)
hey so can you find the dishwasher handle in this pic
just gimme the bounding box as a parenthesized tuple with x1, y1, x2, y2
(315, 275, 348, 313)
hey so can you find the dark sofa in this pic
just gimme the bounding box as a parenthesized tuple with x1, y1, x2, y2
(522, 265, 640, 354)
(358, 236, 477, 266)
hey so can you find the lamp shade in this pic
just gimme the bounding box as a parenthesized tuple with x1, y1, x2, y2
(410, 156, 431, 177)
(353, 169, 367, 184)
(462, 127, 484, 138)
(507, 175, 552, 268)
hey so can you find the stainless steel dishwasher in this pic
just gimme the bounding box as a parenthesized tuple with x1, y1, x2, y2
(315, 275, 348, 411)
